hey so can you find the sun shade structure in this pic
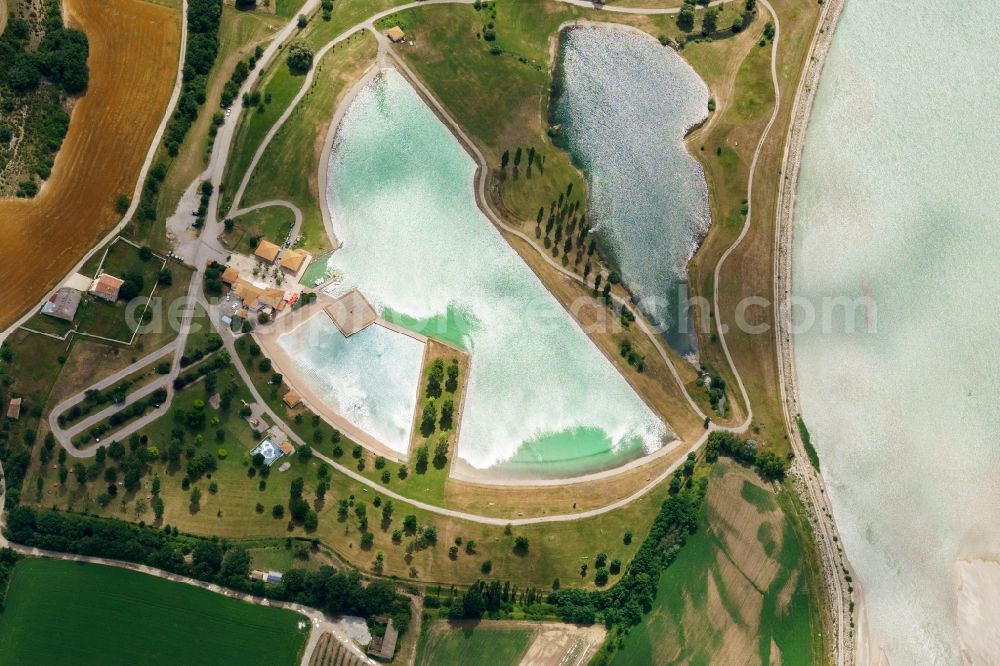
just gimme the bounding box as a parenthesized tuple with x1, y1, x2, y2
(324, 289, 377, 337)
(385, 26, 405, 43)
(282, 390, 302, 408)
(254, 240, 281, 263)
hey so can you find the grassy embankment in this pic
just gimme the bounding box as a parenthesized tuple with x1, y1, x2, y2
(607, 463, 826, 665)
(227, 31, 378, 253)
(0, 558, 307, 665)
(149, 5, 283, 248)
(686, 0, 822, 451)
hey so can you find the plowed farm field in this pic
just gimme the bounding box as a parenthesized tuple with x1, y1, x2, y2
(0, 0, 180, 330)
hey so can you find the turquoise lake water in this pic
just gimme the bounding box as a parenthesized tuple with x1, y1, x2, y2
(277, 315, 424, 455)
(321, 70, 670, 475)
(793, 1, 1000, 661)
(551, 27, 710, 354)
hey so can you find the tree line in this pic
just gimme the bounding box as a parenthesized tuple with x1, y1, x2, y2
(1, 507, 410, 630)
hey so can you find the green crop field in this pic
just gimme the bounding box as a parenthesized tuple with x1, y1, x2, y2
(417, 621, 535, 666)
(608, 464, 825, 665)
(0, 558, 307, 666)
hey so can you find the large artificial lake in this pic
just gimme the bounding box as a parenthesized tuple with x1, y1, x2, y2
(314, 69, 672, 477)
(793, 0, 1000, 661)
(551, 26, 710, 354)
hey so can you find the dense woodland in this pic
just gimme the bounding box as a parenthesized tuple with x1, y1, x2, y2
(0, 0, 89, 196)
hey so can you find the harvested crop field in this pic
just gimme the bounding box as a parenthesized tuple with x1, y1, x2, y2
(0, 558, 308, 665)
(0, 0, 180, 330)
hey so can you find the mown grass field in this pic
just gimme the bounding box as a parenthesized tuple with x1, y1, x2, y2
(236, 32, 377, 253)
(417, 621, 536, 666)
(223, 205, 297, 252)
(0, 0, 181, 330)
(608, 463, 825, 665)
(0, 558, 307, 666)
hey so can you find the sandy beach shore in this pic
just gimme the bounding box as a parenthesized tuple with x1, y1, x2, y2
(253, 299, 415, 463)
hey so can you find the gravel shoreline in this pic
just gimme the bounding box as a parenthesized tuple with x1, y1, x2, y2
(772, 0, 859, 663)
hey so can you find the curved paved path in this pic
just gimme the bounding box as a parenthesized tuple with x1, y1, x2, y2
(229, 199, 305, 248)
(225, 0, 479, 220)
(47, 341, 177, 448)
(556, 0, 732, 14)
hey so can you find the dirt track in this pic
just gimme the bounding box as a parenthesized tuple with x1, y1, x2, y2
(0, 0, 180, 330)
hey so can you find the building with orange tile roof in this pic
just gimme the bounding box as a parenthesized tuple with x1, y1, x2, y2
(90, 273, 124, 302)
(254, 240, 281, 263)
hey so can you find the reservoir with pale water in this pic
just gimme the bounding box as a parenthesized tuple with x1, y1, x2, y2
(551, 26, 711, 354)
(311, 69, 672, 477)
(793, 0, 1000, 661)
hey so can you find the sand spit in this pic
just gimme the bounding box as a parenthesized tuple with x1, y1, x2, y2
(955, 559, 1000, 664)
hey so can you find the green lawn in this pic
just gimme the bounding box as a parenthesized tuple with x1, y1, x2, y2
(76, 240, 167, 342)
(275, 0, 306, 18)
(223, 205, 297, 252)
(20, 310, 73, 337)
(220, 64, 308, 213)
(238, 33, 377, 253)
(417, 622, 536, 666)
(0, 558, 307, 666)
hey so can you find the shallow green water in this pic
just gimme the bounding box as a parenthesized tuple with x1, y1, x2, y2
(321, 70, 670, 475)
(551, 27, 710, 354)
(793, 1, 1000, 660)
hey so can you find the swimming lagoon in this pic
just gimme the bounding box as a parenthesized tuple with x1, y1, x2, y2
(318, 70, 672, 476)
(277, 314, 424, 457)
(551, 26, 710, 354)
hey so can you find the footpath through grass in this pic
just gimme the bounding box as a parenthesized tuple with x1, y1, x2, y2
(0, 558, 307, 666)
